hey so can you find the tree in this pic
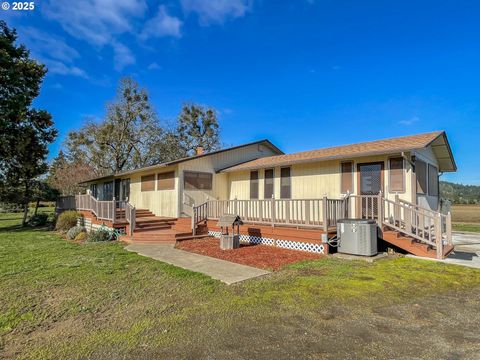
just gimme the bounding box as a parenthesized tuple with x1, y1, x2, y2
(66, 77, 170, 174)
(31, 180, 59, 216)
(0, 21, 57, 226)
(47, 150, 96, 196)
(176, 104, 221, 155)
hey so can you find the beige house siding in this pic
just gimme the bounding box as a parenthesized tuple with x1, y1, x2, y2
(413, 145, 440, 210)
(178, 142, 279, 216)
(227, 154, 415, 204)
(127, 166, 179, 218)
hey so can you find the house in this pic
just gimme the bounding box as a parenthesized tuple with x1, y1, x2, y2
(57, 131, 456, 259)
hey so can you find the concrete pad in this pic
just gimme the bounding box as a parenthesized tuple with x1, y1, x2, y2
(452, 232, 480, 253)
(406, 251, 480, 269)
(125, 243, 270, 285)
(331, 252, 389, 263)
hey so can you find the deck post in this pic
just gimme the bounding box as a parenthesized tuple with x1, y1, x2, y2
(112, 197, 116, 224)
(378, 191, 384, 227)
(234, 197, 238, 215)
(271, 195, 275, 227)
(446, 211, 452, 245)
(192, 202, 196, 236)
(323, 195, 328, 232)
(435, 213, 443, 259)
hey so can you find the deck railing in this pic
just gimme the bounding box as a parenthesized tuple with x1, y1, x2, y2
(194, 196, 347, 231)
(56, 194, 136, 231)
(348, 193, 452, 259)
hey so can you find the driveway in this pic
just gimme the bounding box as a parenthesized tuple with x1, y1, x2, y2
(452, 232, 480, 253)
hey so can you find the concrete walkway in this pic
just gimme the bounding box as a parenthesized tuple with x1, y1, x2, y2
(125, 243, 270, 285)
(452, 232, 480, 253)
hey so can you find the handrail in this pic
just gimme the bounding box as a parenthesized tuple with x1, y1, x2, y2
(57, 194, 138, 234)
(203, 197, 348, 230)
(125, 202, 136, 236)
(192, 202, 208, 236)
(349, 193, 452, 259)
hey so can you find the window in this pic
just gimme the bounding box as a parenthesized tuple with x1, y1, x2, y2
(280, 167, 291, 199)
(103, 181, 113, 200)
(141, 174, 155, 192)
(264, 169, 274, 199)
(250, 171, 259, 199)
(428, 164, 439, 196)
(184, 171, 213, 190)
(389, 157, 405, 193)
(157, 171, 175, 190)
(341, 161, 353, 194)
(416, 160, 427, 194)
(90, 184, 98, 198)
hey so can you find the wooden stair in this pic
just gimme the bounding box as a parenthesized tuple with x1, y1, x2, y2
(382, 229, 455, 259)
(119, 209, 208, 244)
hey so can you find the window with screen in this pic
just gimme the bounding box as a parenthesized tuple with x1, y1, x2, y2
(280, 167, 291, 199)
(250, 171, 259, 199)
(416, 160, 427, 194)
(157, 171, 175, 190)
(90, 184, 98, 198)
(389, 157, 405, 193)
(184, 171, 213, 190)
(141, 174, 155, 192)
(264, 169, 274, 199)
(428, 164, 439, 196)
(341, 161, 353, 194)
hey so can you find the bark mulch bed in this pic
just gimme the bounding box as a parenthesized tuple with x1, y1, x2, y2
(175, 237, 323, 271)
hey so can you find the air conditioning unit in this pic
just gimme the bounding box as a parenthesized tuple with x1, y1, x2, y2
(337, 219, 378, 256)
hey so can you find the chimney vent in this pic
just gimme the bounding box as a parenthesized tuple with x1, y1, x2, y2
(196, 146, 204, 155)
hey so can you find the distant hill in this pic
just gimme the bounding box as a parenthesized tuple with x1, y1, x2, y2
(440, 181, 480, 204)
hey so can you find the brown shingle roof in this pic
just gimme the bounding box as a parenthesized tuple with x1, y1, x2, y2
(221, 131, 453, 172)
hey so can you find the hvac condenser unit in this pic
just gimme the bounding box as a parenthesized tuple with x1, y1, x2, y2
(337, 219, 378, 256)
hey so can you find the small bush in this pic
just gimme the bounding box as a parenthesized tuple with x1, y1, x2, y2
(28, 213, 49, 227)
(55, 210, 79, 232)
(87, 228, 112, 242)
(0, 202, 23, 213)
(66, 226, 85, 240)
(74, 232, 88, 242)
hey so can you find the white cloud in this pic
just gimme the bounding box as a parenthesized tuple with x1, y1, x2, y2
(18, 27, 79, 63)
(181, 0, 251, 25)
(45, 60, 88, 78)
(42, 0, 147, 46)
(16, 27, 87, 78)
(141, 5, 182, 40)
(399, 116, 420, 126)
(147, 62, 161, 70)
(112, 42, 136, 71)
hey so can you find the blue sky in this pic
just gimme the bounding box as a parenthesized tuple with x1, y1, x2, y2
(2, 1, 479, 184)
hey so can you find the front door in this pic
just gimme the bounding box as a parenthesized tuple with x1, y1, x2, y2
(121, 179, 130, 201)
(357, 162, 384, 218)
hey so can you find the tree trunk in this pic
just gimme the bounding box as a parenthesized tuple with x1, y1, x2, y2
(22, 202, 29, 227)
(34, 199, 40, 216)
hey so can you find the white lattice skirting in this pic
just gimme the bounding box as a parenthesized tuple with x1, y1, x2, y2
(208, 231, 325, 254)
(77, 217, 114, 233)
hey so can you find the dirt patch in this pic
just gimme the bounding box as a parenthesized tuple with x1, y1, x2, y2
(175, 237, 322, 270)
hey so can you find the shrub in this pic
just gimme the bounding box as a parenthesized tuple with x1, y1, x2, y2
(66, 226, 85, 240)
(28, 213, 49, 227)
(74, 232, 88, 242)
(0, 202, 23, 213)
(87, 228, 112, 242)
(55, 210, 79, 232)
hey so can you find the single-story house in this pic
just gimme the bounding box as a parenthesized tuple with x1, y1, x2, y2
(58, 131, 456, 259)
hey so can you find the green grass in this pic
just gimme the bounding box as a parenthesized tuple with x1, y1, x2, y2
(453, 223, 480, 233)
(1, 212, 480, 359)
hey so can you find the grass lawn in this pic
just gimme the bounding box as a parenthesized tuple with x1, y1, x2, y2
(1, 212, 480, 359)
